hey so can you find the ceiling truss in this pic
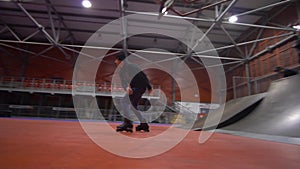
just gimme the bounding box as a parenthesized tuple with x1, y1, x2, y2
(0, 0, 298, 75)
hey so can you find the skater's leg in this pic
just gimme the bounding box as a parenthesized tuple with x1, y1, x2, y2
(120, 94, 132, 122)
(129, 88, 147, 123)
(116, 94, 133, 132)
(130, 88, 150, 132)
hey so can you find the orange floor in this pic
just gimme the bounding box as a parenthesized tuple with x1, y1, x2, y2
(0, 118, 300, 169)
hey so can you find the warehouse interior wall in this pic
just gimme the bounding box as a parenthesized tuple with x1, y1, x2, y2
(225, 4, 299, 100)
(0, 3, 299, 104)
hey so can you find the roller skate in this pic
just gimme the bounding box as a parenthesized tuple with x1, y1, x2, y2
(136, 123, 149, 132)
(116, 122, 133, 133)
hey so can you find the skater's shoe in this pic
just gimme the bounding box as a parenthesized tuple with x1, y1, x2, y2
(116, 122, 133, 132)
(136, 123, 149, 132)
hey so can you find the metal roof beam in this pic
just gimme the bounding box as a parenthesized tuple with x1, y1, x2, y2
(248, 34, 297, 61)
(219, 24, 245, 58)
(188, 60, 242, 71)
(126, 9, 295, 32)
(0, 26, 7, 34)
(23, 29, 41, 42)
(16, 2, 72, 60)
(127, 0, 267, 17)
(0, 42, 67, 63)
(226, 0, 295, 19)
(16, 3, 57, 44)
(225, 1, 295, 73)
(0, 29, 292, 62)
(45, 0, 58, 42)
(196, 32, 294, 55)
(0, 20, 22, 41)
(6, 25, 21, 41)
(44, 0, 76, 43)
(235, 2, 294, 44)
(183, 0, 238, 61)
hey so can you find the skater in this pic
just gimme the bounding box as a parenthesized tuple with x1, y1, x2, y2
(114, 51, 152, 132)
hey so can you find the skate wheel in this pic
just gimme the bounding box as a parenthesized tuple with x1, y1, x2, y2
(116, 129, 133, 133)
(136, 129, 150, 132)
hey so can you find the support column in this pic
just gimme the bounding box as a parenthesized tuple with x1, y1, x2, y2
(171, 60, 177, 106)
(120, 0, 128, 52)
(232, 76, 236, 99)
(245, 61, 251, 96)
(20, 45, 28, 77)
(56, 95, 63, 118)
(37, 94, 44, 117)
(245, 45, 251, 96)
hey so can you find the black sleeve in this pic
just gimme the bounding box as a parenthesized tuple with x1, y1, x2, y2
(141, 72, 152, 91)
(129, 64, 152, 90)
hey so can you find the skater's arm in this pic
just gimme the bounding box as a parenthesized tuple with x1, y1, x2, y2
(141, 71, 152, 91)
(119, 71, 128, 90)
(126, 86, 133, 95)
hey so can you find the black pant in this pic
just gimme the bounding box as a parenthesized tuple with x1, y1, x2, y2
(123, 88, 146, 123)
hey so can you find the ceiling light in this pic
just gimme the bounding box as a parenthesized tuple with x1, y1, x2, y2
(82, 0, 92, 8)
(288, 114, 300, 121)
(293, 25, 300, 31)
(162, 7, 167, 14)
(229, 15, 238, 23)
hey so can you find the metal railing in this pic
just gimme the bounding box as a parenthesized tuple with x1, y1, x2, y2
(232, 65, 300, 99)
(0, 76, 160, 98)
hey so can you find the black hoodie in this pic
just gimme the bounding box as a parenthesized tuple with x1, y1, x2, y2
(119, 61, 152, 91)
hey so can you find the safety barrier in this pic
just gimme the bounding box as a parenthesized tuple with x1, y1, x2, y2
(0, 76, 160, 98)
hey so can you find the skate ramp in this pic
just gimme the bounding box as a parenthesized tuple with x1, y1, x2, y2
(223, 75, 300, 138)
(193, 92, 266, 130)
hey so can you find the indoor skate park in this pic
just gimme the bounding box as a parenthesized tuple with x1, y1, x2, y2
(0, 0, 300, 168)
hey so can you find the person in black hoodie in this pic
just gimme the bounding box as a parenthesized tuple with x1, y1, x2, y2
(114, 51, 152, 132)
